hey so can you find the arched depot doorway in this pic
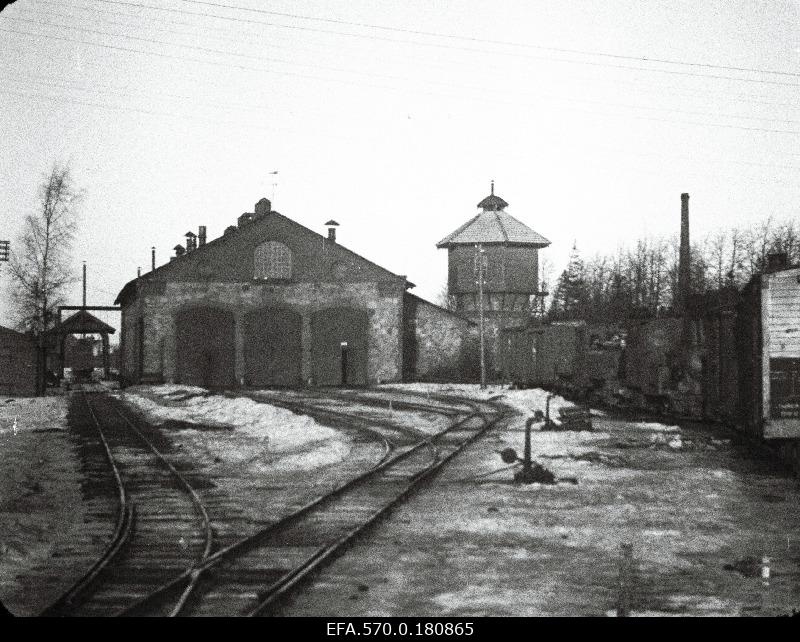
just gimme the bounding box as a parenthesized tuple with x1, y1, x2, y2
(311, 307, 368, 386)
(175, 306, 235, 388)
(243, 307, 302, 387)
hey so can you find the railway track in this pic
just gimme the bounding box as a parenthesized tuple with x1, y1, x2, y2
(117, 391, 506, 617)
(40, 386, 505, 616)
(41, 391, 213, 617)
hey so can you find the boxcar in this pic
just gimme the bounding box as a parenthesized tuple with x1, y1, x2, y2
(502, 322, 586, 389)
(737, 264, 800, 440)
(622, 317, 682, 398)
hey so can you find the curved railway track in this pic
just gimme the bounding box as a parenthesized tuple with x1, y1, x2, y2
(119, 392, 506, 617)
(41, 391, 213, 617)
(41, 387, 506, 617)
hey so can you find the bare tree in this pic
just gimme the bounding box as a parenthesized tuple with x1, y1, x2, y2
(9, 163, 82, 332)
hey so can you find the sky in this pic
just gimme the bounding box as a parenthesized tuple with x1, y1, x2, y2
(1, 0, 799, 336)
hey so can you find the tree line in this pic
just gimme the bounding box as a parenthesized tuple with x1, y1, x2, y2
(547, 218, 800, 322)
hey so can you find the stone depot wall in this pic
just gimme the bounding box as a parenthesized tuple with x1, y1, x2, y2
(122, 280, 403, 386)
(404, 295, 476, 381)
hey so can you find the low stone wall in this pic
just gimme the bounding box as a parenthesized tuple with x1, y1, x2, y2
(403, 294, 475, 381)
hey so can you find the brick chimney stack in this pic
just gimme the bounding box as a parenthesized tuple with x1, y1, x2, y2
(185, 231, 197, 252)
(678, 193, 690, 314)
(326, 219, 339, 243)
(198, 225, 207, 247)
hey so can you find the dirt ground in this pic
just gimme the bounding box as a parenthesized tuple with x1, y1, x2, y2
(0, 396, 93, 616)
(281, 411, 800, 617)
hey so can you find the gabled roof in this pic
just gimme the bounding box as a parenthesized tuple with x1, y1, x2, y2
(0, 325, 34, 341)
(53, 310, 116, 335)
(437, 209, 551, 247)
(115, 209, 414, 305)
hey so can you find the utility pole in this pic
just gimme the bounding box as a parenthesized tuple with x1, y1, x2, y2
(475, 244, 487, 389)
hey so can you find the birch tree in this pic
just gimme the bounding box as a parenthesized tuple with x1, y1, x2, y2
(8, 163, 82, 332)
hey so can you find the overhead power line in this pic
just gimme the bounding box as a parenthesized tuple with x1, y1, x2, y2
(25, 0, 800, 109)
(178, 0, 800, 79)
(86, 0, 800, 88)
(23, 3, 800, 110)
(5, 14, 800, 128)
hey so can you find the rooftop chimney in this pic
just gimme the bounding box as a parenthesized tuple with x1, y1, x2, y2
(224, 225, 237, 236)
(255, 198, 271, 217)
(326, 219, 339, 243)
(151, 246, 156, 271)
(678, 193, 690, 314)
(198, 225, 207, 247)
(238, 212, 254, 228)
(174, 244, 186, 258)
(185, 231, 197, 252)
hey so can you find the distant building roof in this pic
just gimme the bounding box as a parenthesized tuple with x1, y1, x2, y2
(437, 187, 550, 247)
(53, 310, 116, 335)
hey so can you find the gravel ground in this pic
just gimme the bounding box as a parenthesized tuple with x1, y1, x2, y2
(282, 389, 800, 617)
(0, 396, 92, 616)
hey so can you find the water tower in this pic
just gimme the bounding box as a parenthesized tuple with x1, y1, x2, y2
(437, 183, 550, 375)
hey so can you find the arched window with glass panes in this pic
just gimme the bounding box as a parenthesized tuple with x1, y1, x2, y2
(254, 241, 292, 280)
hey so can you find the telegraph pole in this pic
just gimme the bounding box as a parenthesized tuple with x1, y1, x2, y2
(475, 244, 487, 389)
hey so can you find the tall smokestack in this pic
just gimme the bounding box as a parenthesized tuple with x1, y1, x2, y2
(678, 193, 690, 314)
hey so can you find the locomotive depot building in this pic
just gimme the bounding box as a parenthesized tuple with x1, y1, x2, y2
(114, 197, 474, 388)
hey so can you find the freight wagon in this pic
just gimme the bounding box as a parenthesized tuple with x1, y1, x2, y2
(502, 291, 737, 420)
(737, 255, 800, 442)
(502, 322, 587, 390)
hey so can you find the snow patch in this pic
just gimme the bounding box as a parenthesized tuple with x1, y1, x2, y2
(634, 422, 681, 432)
(0, 397, 68, 433)
(121, 386, 350, 471)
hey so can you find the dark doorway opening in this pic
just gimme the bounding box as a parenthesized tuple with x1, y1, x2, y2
(175, 307, 236, 388)
(243, 307, 302, 387)
(311, 307, 367, 386)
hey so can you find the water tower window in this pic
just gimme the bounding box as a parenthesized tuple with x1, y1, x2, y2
(254, 241, 292, 279)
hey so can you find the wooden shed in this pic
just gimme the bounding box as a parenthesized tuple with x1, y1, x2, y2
(0, 325, 37, 396)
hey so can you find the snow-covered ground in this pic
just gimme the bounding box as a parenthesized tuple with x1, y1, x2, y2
(381, 383, 603, 419)
(0, 396, 68, 434)
(121, 385, 351, 473)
